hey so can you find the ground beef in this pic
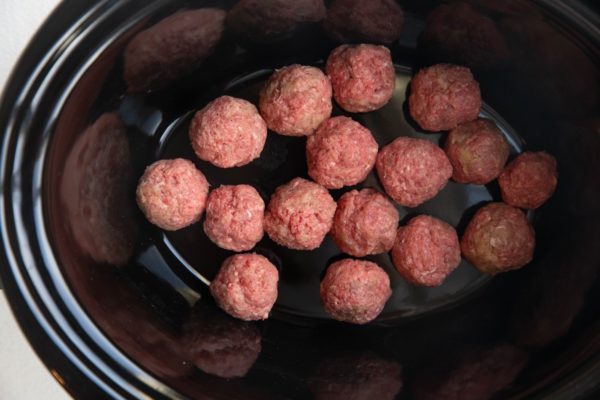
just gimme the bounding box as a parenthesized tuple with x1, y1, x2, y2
(391, 215, 461, 287)
(123, 9, 225, 93)
(320, 258, 391, 324)
(136, 158, 209, 231)
(409, 64, 481, 131)
(376, 137, 452, 207)
(259, 64, 333, 136)
(226, 0, 326, 44)
(326, 44, 395, 112)
(460, 202, 535, 274)
(331, 189, 399, 257)
(306, 116, 378, 189)
(203, 185, 265, 251)
(264, 177, 336, 250)
(498, 151, 558, 209)
(444, 118, 509, 184)
(209, 253, 279, 321)
(324, 0, 404, 45)
(189, 96, 267, 168)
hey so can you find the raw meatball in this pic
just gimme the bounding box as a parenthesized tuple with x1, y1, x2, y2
(226, 0, 326, 45)
(309, 353, 403, 400)
(409, 64, 481, 131)
(306, 116, 378, 189)
(498, 151, 558, 209)
(391, 215, 461, 287)
(259, 65, 332, 136)
(189, 96, 267, 168)
(264, 178, 336, 250)
(461, 202, 535, 274)
(326, 44, 395, 113)
(325, 0, 404, 45)
(136, 158, 209, 231)
(183, 304, 261, 378)
(210, 253, 279, 321)
(320, 258, 391, 324)
(331, 189, 399, 257)
(444, 119, 509, 184)
(123, 9, 225, 93)
(376, 137, 452, 207)
(203, 185, 265, 251)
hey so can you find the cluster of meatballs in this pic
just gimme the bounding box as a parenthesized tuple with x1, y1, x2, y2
(136, 43, 557, 325)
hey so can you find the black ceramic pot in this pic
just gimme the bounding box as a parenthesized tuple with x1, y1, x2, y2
(1, 0, 599, 399)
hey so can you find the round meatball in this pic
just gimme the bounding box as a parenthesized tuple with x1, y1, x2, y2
(391, 215, 461, 287)
(331, 189, 399, 257)
(326, 44, 395, 113)
(136, 158, 209, 231)
(306, 116, 378, 189)
(409, 64, 481, 131)
(461, 202, 535, 274)
(264, 178, 336, 250)
(376, 137, 452, 207)
(444, 119, 510, 184)
(203, 185, 265, 251)
(210, 253, 279, 321)
(325, 0, 404, 45)
(259, 65, 332, 136)
(189, 96, 267, 168)
(498, 151, 558, 209)
(320, 259, 391, 324)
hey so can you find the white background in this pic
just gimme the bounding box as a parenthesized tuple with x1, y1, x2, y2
(0, 0, 71, 398)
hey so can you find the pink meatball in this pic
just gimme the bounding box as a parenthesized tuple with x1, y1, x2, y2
(189, 96, 267, 168)
(409, 64, 481, 131)
(306, 116, 378, 189)
(376, 137, 452, 207)
(136, 158, 209, 231)
(320, 259, 391, 324)
(444, 119, 510, 184)
(259, 65, 332, 136)
(498, 151, 558, 209)
(210, 253, 279, 321)
(461, 202, 535, 274)
(123, 9, 225, 93)
(264, 178, 336, 250)
(324, 0, 405, 45)
(391, 215, 461, 287)
(203, 185, 265, 251)
(326, 44, 395, 112)
(331, 189, 399, 257)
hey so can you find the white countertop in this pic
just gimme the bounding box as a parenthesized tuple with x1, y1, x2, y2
(0, 0, 71, 398)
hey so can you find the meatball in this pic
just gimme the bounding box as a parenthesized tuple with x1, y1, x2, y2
(136, 158, 209, 231)
(306, 116, 378, 189)
(461, 202, 535, 274)
(331, 189, 399, 257)
(264, 178, 336, 250)
(210, 253, 279, 321)
(376, 137, 452, 207)
(189, 96, 267, 168)
(498, 151, 558, 209)
(259, 65, 332, 136)
(326, 44, 395, 113)
(444, 119, 510, 184)
(409, 64, 481, 131)
(123, 9, 225, 93)
(226, 0, 326, 45)
(320, 258, 391, 324)
(183, 304, 261, 378)
(324, 0, 405, 45)
(203, 185, 265, 251)
(391, 215, 461, 287)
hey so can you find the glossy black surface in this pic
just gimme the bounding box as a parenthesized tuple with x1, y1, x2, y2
(1, 0, 600, 399)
